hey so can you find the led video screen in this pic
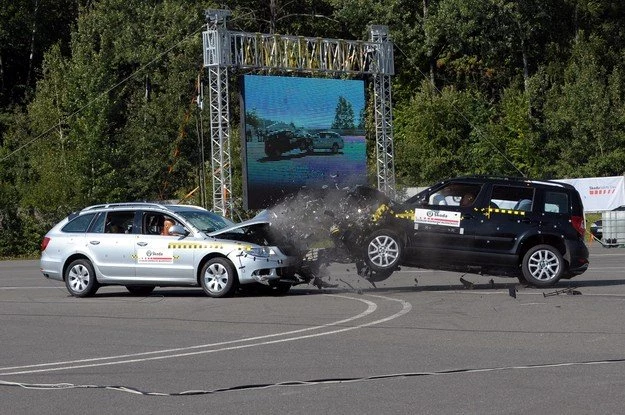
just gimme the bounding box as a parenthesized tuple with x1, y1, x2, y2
(241, 75, 367, 210)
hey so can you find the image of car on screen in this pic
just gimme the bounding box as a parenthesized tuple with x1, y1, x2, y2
(40, 202, 299, 298)
(311, 131, 344, 153)
(279, 177, 589, 288)
(263, 129, 313, 158)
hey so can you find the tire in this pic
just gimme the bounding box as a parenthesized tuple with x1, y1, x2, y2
(521, 244, 564, 287)
(126, 285, 155, 295)
(364, 229, 403, 273)
(300, 139, 313, 153)
(265, 145, 280, 158)
(270, 282, 292, 296)
(65, 259, 99, 297)
(200, 257, 238, 298)
(368, 269, 394, 282)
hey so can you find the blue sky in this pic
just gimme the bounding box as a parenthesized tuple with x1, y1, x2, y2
(243, 75, 365, 130)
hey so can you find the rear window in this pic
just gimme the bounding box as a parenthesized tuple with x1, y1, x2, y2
(489, 186, 534, 211)
(544, 191, 569, 214)
(62, 213, 96, 233)
(427, 183, 483, 207)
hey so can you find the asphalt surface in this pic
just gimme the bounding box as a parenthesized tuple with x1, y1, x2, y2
(1, 244, 625, 414)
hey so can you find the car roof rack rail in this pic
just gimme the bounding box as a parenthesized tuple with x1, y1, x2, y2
(82, 202, 169, 211)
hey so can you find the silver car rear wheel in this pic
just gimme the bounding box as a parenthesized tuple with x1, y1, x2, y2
(65, 259, 99, 297)
(200, 257, 237, 298)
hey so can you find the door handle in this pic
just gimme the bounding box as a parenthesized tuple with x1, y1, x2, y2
(89, 241, 100, 245)
(137, 242, 148, 247)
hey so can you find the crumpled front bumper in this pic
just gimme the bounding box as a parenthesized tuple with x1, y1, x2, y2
(229, 247, 299, 285)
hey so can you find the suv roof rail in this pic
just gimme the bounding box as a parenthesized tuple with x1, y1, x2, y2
(455, 175, 569, 188)
(82, 202, 170, 211)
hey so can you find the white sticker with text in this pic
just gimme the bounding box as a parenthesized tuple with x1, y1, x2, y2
(137, 249, 174, 264)
(414, 208, 462, 228)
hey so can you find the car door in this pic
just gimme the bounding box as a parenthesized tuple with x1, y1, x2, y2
(85, 210, 137, 280)
(472, 184, 539, 265)
(404, 181, 484, 265)
(134, 211, 195, 283)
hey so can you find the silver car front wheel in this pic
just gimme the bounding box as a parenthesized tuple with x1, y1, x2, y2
(200, 257, 237, 298)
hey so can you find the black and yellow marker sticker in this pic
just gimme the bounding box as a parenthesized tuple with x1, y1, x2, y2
(168, 242, 252, 251)
(476, 207, 527, 219)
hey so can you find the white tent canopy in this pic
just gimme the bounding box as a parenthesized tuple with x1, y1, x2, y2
(555, 176, 625, 212)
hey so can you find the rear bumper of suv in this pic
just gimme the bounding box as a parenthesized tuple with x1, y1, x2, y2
(564, 239, 590, 276)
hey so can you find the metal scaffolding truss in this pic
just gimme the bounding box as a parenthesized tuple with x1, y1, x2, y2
(202, 9, 396, 216)
(370, 26, 396, 195)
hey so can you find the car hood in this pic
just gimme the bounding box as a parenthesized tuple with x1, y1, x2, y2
(207, 215, 271, 238)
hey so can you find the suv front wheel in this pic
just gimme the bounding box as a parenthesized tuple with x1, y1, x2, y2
(521, 244, 564, 287)
(364, 229, 403, 274)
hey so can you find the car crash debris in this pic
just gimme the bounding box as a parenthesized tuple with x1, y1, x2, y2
(261, 185, 406, 288)
(459, 276, 474, 289)
(542, 287, 582, 297)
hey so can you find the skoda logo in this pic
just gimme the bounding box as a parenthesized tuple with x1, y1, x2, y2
(426, 211, 434, 217)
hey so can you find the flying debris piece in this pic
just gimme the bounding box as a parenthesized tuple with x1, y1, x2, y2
(508, 287, 517, 298)
(459, 276, 474, 289)
(543, 287, 581, 297)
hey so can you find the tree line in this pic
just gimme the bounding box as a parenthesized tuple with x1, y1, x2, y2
(1, 0, 625, 257)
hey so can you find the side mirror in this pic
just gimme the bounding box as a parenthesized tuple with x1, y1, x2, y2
(168, 225, 189, 237)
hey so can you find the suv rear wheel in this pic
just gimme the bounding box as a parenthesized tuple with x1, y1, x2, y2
(364, 229, 403, 273)
(521, 244, 564, 287)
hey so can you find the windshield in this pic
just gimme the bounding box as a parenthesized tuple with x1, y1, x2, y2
(176, 210, 235, 233)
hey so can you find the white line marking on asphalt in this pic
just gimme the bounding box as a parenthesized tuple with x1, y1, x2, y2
(0, 294, 411, 376)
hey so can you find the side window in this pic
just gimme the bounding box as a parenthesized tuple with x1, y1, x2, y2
(61, 213, 96, 233)
(105, 211, 135, 234)
(143, 213, 178, 236)
(428, 183, 482, 207)
(543, 191, 569, 214)
(89, 212, 106, 233)
(489, 186, 535, 211)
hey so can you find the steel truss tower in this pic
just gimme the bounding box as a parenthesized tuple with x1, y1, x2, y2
(202, 10, 395, 216)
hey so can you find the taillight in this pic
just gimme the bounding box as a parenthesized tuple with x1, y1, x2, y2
(41, 237, 50, 252)
(571, 216, 585, 237)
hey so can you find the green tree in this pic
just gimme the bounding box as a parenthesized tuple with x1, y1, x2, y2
(393, 81, 491, 185)
(542, 34, 625, 178)
(331, 96, 355, 129)
(22, 0, 209, 218)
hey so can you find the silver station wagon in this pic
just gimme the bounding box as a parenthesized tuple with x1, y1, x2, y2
(40, 203, 298, 298)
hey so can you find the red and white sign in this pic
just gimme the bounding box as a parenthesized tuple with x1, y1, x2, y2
(414, 208, 462, 227)
(556, 176, 625, 212)
(137, 249, 174, 264)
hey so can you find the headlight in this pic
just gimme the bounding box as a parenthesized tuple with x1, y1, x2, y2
(243, 247, 275, 257)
